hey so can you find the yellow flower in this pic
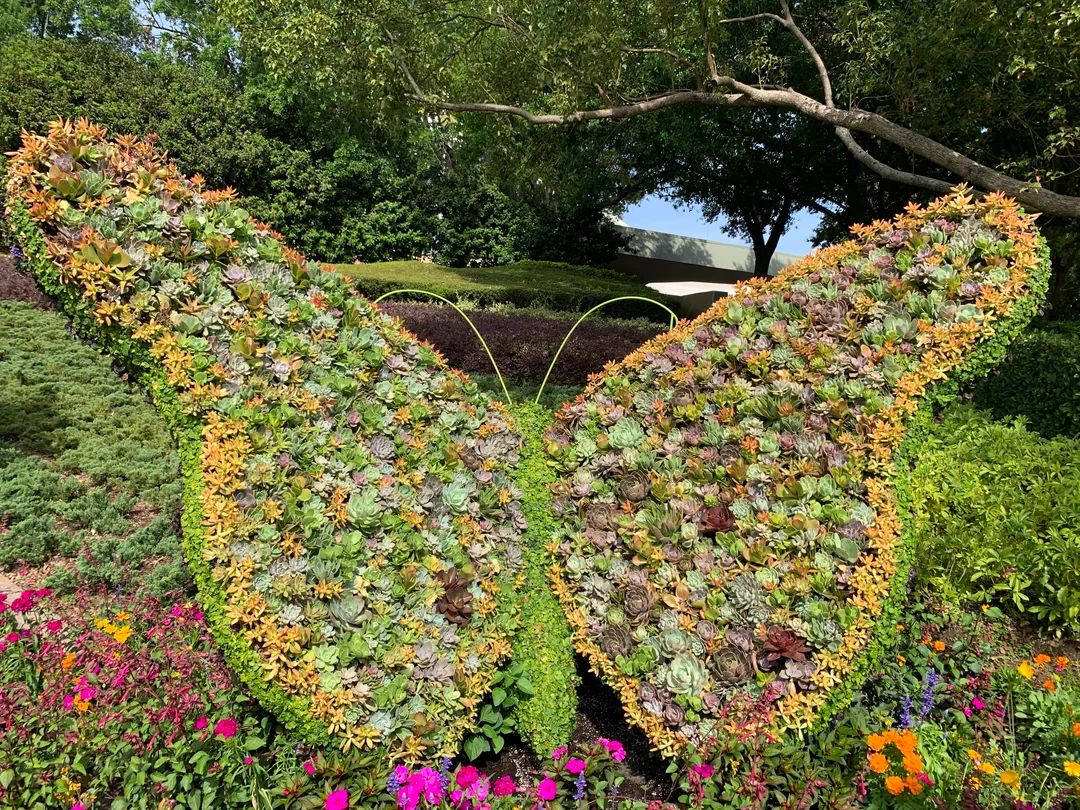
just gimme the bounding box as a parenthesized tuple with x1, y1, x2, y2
(1017, 661, 1035, 679)
(967, 749, 982, 761)
(1065, 761, 1080, 778)
(1000, 771, 1021, 788)
(114, 612, 131, 622)
(112, 626, 132, 644)
(897, 655, 906, 665)
(979, 762, 996, 775)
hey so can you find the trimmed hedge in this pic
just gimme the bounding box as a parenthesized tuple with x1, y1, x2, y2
(333, 259, 676, 323)
(6, 119, 527, 760)
(544, 192, 1050, 757)
(973, 320, 1080, 438)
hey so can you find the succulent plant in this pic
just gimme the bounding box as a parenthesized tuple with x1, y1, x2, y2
(699, 504, 735, 533)
(709, 646, 755, 687)
(760, 626, 811, 669)
(616, 470, 651, 502)
(623, 586, 655, 624)
(597, 625, 634, 658)
(436, 567, 474, 626)
(662, 653, 709, 695)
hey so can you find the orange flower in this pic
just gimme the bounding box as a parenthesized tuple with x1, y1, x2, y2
(885, 775, 905, 795)
(933, 640, 945, 652)
(904, 775, 924, 795)
(60, 652, 76, 670)
(894, 730, 918, 755)
(867, 733, 886, 752)
(1072, 722, 1080, 737)
(1017, 661, 1035, 679)
(868, 753, 889, 774)
(1034, 654, 1052, 666)
(903, 754, 925, 774)
(1058, 656, 1071, 669)
(882, 729, 900, 745)
(1045, 679, 1057, 692)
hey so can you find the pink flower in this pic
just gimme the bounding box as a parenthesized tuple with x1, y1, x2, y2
(5, 632, 19, 643)
(46, 620, 62, 633)
(971, 696, 985, 710)
(596, 738, 626, 762)
(244, 757, 254, 765)
(692, 764, 714, 779)
(457, 765, 480, 788)
(538, 778, 557, 801)
(325, 789, 349, 810)
(72, 804, 86, 810)
(551, 746, 567, 761)
(194, 716, 208, 730)
(493, 776, 516, 797)
(304, 760, 317, 776)
(63, 694, 75, 711)
(963, 707, 972, 718)
(214, 718, 238, 739)
(565, 759, 586, 775)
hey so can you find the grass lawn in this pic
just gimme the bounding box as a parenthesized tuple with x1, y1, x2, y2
(331, 259, 677, 322)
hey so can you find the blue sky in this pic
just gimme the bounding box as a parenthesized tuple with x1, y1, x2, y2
(621, 194, 822, 256)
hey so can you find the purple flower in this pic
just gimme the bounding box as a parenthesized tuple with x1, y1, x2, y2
(573, 772, 587, 801)
(899, 693, 913, 728)
(919, 669, 939, 719)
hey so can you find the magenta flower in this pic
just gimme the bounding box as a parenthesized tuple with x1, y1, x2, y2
(304, 760, 317, 776)
(214, 718, 238, 739)
(971, 696, 985, 710)
(551, 746, 567, 761)
(565, 759, 586, 775)
(538, 778, 557, 801)
(692, 764, 714, 779)
(71, 804, 86, 810)
(493, 776, 517, 797)
(457, 765, 480, 788)
(194, 716, 209, 730)
(325, 789, 349, 810)
(597, 738, 626, 762)
(46, 620, 62, 633)
(244, 756, 254, 765)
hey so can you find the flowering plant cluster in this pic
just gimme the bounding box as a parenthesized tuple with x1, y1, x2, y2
(0, 588, 270, 808)
(5, 119, 527, 758)
(545, 191, 1049, 754)
(865, 729, 932, 798)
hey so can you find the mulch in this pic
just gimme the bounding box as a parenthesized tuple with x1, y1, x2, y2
(0, 254, 52, 309)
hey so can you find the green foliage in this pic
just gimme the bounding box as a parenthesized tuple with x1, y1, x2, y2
(461, 661, 535, 760)
(506, 402, 578, 757)
(973, 320, 1080, 437)
(910, 405, 1080, 635)
(0, 302, 181, 507)
(336, 260, 673, 322)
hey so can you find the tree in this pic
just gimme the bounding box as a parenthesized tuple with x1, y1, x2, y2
(219, 0, 1080, 220)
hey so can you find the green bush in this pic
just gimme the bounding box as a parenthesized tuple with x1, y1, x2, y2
(910, 405, 1080, 635)
(973, 320, 1080, 437)
(335, 259, 675, 322)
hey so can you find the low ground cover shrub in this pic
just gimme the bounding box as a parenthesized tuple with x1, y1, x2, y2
(333, 260, 674, 323)
(545, 192, 1050, 755)
(6, 119, 526, 760)
(909, 405, 1080, 635)
(381, 302, 663, 387)
(974, 320, 1080, 438)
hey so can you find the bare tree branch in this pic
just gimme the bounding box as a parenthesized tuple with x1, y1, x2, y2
(835, 129, 954, 193)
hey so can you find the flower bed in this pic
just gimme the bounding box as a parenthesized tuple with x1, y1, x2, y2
(544, 192, 1050, 756)
(5, 119, 526, 759)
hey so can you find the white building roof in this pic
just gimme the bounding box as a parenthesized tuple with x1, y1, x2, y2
(616, 224, 803, 276)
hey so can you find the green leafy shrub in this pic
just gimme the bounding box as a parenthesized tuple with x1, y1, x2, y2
(973, 320, 1080, 437)
(545, 193, 1049, 756)
(335, 260, 675, 322)
(910, 405, 1080, 635)
(7, 119, 525, 759)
